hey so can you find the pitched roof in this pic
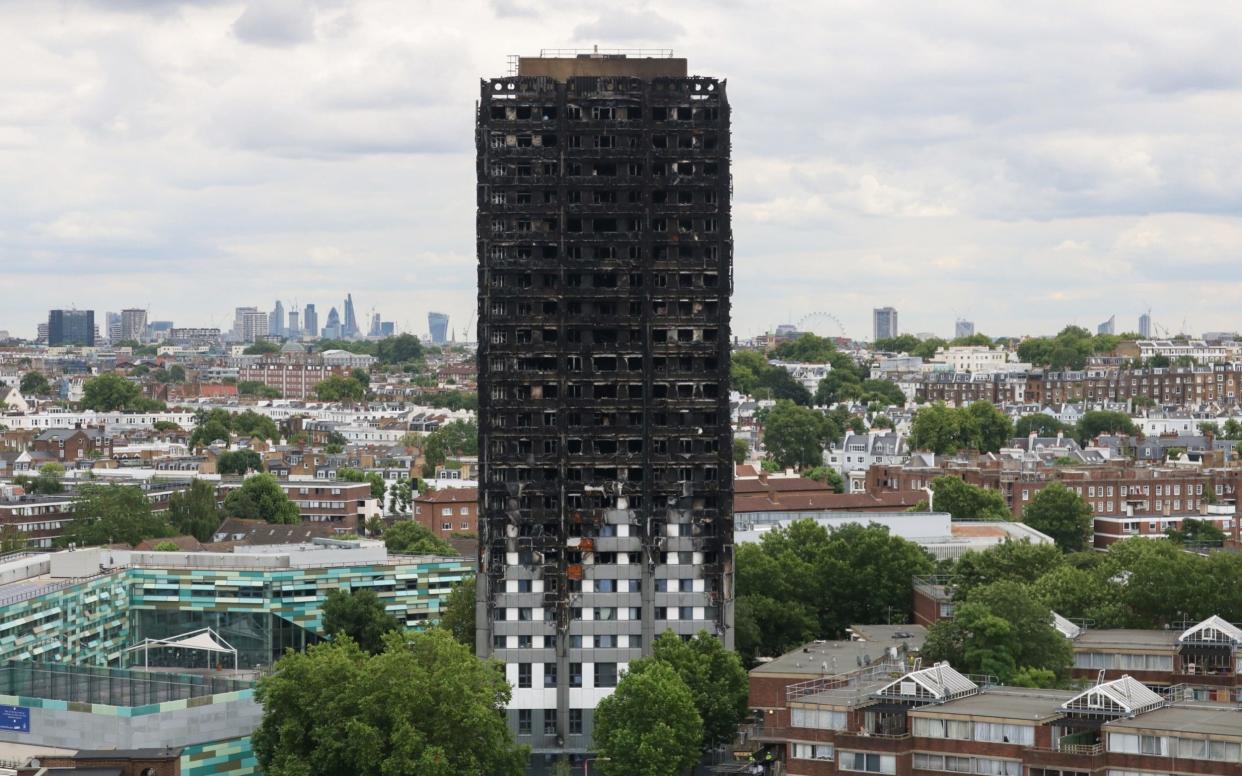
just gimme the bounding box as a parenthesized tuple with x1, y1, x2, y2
(1062, 675, 1164, 716)
(1178, 615, 1242, 646)
(877, 662, 978, 701)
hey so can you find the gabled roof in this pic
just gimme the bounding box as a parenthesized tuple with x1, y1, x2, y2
(1062, 675, 1164, 716)
(876, 662, 978, 702)
(1178, 615, 1242, 646)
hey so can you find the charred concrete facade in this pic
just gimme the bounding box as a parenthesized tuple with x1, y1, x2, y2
(475, 52, 734, 758)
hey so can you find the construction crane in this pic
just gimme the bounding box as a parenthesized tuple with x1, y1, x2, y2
(461, 311, 476, 343)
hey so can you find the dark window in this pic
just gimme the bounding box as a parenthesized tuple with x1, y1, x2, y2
(594, 662, 618, 688)
(518, 709, 532, 735)
(570, 708, 583, 735)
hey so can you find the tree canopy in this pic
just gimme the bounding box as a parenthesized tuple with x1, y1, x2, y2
(439, 577, 476, 647)
(217, 449, 263, 476)
(1165, 517, 1226, 546)
(19, 371, 51, 396)
(314, 375, 367, 402)
(420, 420, 479, 477)
(762, 400, 836, 469)
(1016, 326, 1118, 371)
(769, 333, 839, 363)
(1075, 411, 1139, 445)
(593, 661, 702, 776)
(922, 580, 1071, 686)
(338, 467, 387, 499)
(80, 373, 164, 412)
(59, 484, 175, 547)
(731, 351, 812, 404)
(929, 476, 1011, 520)
(383, 521, 457, 556)
(1014, 413, 1070, 438)
(322, 588, 402, 654)
(168, 479, 223, 542)
(909, 401, 1013, 454)
(735, 521, 934, 664)
(188, 408, 280, 450)
(1022, 483, 1093, 552)
(639, 630, 748, 752)
(243, 341, 281, 355)
(253, 629, 527, 776)
(223, 473, 300, 524)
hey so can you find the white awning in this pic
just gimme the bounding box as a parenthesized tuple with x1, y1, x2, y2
(165, 630, 235, 654)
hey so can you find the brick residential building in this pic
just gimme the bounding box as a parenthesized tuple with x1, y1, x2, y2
(414, 486, 478, 538)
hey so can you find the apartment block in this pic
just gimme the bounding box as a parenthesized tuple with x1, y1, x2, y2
(476, 51, 734, 759)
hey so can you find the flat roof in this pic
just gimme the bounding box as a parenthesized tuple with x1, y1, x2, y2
(517, 54, 687, 80)
(911, 687, 1076, 722)
(753, 628, 924, 677)
(1106, 704, 1242, 738)
(1073, 629, 1179, 651)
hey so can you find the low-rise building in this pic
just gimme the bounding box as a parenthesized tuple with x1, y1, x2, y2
(414, 486, 478, 538)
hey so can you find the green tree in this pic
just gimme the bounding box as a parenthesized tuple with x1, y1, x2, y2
(439, 577, 476, 648)
(733, 438, 749, 465)
(1166, 517, 1226, 546)
(322, 588, 402, 654)
(189, 408, 233, 449)
(770, 333, 839, 363)
(1022, 483, 1093, 552)
(217, 449, 263, 476)
(153, 420, 181, 432)
(1030, 564, 1126, 628)
(238, 380, 282, 399)
(1014, 413, 1069, 438)
(1075, 411, 1139, 445)
(859, 379, 906, 406)
(929, 476, 1010, 520)
(338, 467, 386, 499)
(966, 401, 1013, 453)
(0, 526, 27, 553)
(350, 368, 371, 388)
(19, 371, 51, 396)
(734, 594, 817, 667)
(593, 661, 702, 776)
(762, 400, 832, 469)
(80, 373, 163, 411)
(231, 410, 280, 441)
(373, 334, 424, 365)
(909, 402, 964, 454)
(243, 340, 280, 355)
(168, 479, 223, 542)
(952, 540, 1065, 598)
(420, 420, 479, 476)
(223, 473, 299, 524)
(912, 337, 948, 360)
(804, 466, 845, 493)
(642, 630, 748, 751)
(383, 521, 457, 556)
(59, 484, 175, 547)
(873, 334, 919, 354)
(314, 375, 366, 402)
(922, 580, 1071, 685)
(151, 540, 181, 551)
(29, 463, 65, 495)
(252, 629, 527, 776)
(1222, 419, 1242, 439)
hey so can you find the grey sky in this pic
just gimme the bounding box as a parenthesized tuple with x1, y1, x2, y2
(3, 0, 1242, 340)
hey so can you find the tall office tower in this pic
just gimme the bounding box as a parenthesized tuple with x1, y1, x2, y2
(240, 311, 268, 344)
(954, 319, 975, 339)
(232, 307, 258, 341)
(428, 312, 450, 344)
(342, 294, 359, 339)
(1097, 315, 1115, 336)
(120, 308, 148, 342)
(379, 321, 395, 337)
(322, 307, 342, 339)
(269, 301, 285, 337)
(105, 312, 121, 343)
(476, 52, 733, 761)
(47, 309, 95, 347)
(1139, 311, 1152, 339)
(873, 307, 899, 341)
(287, 310, 301, 338)
(303, 304, 319, 338)
(368, 313, 382, 338)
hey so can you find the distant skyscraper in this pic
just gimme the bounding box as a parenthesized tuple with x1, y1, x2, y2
(241, 311, 268, 343)
(379, 321, 395, 337)
(1139, 311, 1152, 338)
(322, 307, 342, 339)
(48, 309, 95, 347)
(287, 310, 301, 338)
(104, 312, 121, 343)
(120, 309, 147, 342)
(233, 307, 258, 341)
(270, 301, 285, 337)
(873, 307, 899, 341)
(428, 312, 449, 344)
(342, 294, 359, 339)
(303, 304, 319, 338)
(368, 313, 382, 338)
(1098, 315, 1115, 336)
(954, 319, 975, 339)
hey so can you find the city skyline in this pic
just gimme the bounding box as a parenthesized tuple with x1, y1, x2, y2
(6, 2, 1242, 340)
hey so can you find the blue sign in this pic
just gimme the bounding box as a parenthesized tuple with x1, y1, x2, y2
(0, 705, 29, 733)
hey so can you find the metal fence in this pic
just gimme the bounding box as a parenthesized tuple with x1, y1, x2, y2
(0, 661, 253, 708)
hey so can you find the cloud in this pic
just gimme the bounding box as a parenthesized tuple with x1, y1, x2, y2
(232, 0, 317, 47)
(573, 8, 684, 43)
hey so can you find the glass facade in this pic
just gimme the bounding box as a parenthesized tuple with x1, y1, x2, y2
(130, 610, 320, 670)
